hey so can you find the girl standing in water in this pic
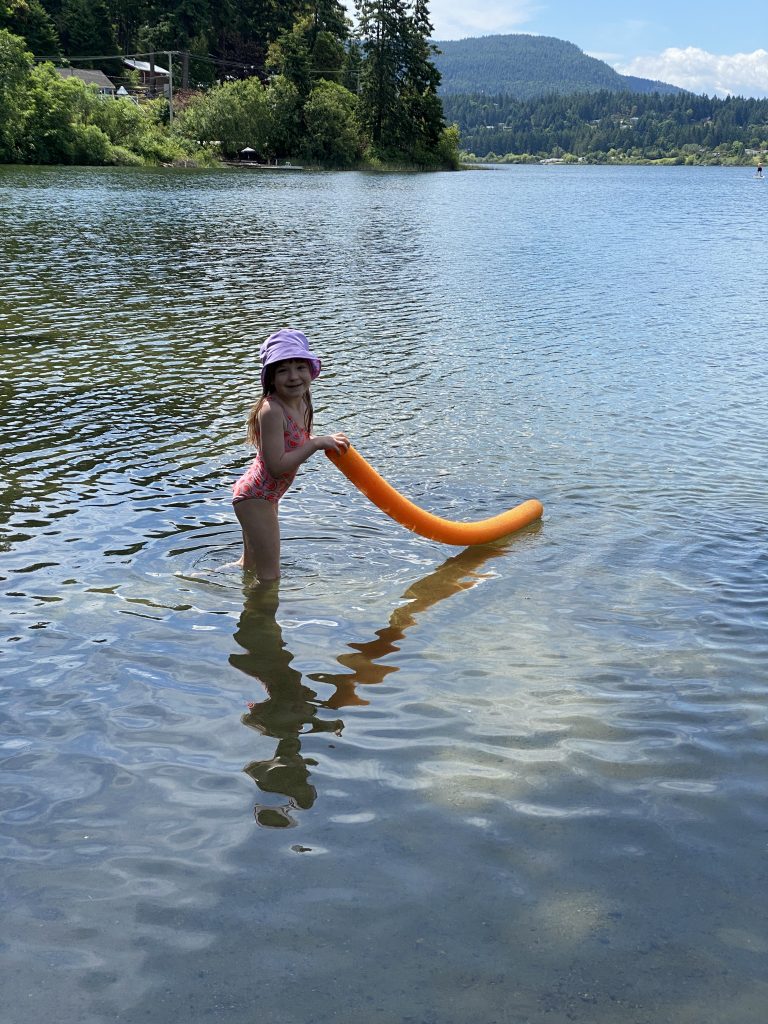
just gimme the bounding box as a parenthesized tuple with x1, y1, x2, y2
(233, 329, 349, 578)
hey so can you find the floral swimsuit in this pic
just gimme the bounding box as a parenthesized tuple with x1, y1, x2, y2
(232, 398, 309, 505)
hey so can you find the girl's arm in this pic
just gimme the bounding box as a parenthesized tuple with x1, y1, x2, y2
(259, 400, 349, 478)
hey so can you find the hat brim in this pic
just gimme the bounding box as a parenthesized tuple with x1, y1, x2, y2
(260, 353, 321, 389)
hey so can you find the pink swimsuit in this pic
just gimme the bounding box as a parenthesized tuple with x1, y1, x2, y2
(232, 399, 309, 505)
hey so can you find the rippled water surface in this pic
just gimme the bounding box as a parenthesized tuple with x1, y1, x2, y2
(2, 164, 767, 1023)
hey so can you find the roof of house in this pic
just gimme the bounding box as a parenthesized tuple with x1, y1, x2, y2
(55, 67, 116, 90)
(123, 58, 170, 76)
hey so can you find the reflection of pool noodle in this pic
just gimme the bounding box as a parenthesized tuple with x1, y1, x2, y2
(326, 446, 543, 545)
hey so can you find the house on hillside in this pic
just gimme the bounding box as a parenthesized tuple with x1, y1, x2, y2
(123, 58, 170, 96)
(55, 68, 117, 96)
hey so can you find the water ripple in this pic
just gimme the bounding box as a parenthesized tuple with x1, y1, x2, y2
(2, 164, 768, 1024)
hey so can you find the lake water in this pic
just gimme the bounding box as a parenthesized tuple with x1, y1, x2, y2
(1, 163, 767, 1024)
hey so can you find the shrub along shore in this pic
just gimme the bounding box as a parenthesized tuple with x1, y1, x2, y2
(0, 10, 461, 171)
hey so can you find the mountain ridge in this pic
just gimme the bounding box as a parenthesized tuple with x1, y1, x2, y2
(432, 34, 681, 99)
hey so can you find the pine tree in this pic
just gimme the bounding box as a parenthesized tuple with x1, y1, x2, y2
(1, 0, 60, 55)
(171, 0, 214, 50)
(305, 0, 348, 47)
(267, 22, 312, 97)
(107, 0, 150, 54)
(355, 0, 445, 159)
(400, 0, 442, 153)
(267, 1, 349, 97)
(306, 0, 349, 83)
(217, 0, 303, 69)
(341, 36, 362, 95)
(355, 0, 407, 147)
(58, 0, 118, 66)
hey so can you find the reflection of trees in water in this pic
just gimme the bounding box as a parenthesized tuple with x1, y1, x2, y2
(230, 543, 519, 827)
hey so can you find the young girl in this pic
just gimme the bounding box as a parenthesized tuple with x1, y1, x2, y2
(233, 328, 349, 579)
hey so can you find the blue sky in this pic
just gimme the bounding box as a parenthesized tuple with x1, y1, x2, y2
(347, 1, 768, 98)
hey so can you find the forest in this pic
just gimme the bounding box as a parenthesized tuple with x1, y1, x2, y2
(433, 34, 680, 99)
(443, 89, 768, 164)
(3, 0, 766, 169)
(0, 0, 460, 168)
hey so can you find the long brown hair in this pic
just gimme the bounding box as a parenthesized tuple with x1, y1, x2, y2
(245, 361, 314, 447)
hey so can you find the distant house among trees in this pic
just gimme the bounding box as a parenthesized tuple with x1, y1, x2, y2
(123, 59, 170, 96)
(55, 68, 117, 97)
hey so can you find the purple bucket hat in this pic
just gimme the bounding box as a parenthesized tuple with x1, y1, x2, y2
(259, 329, 321, 389)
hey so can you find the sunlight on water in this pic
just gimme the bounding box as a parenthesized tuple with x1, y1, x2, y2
(1, 164, 767, 1024)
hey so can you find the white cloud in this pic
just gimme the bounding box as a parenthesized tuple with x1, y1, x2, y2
(431, 3, 539, 40)
(345, 0, 539, 41)
(614, 47, 768, 98)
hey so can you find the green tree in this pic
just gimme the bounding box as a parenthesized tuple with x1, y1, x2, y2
(434, 121, 460, 168)
(0, 27, 33, 160)
(136, 15, 174, 50)
(177, 74, 271, 156)
(441, 88, 768, 162)
(170, 0, 213, 47)
(213, 0, 304, 74)
(0, 0, 60, 55)
(137, 0, 213, 53)
(89, 89, 144, 144)
(305, 0, 348, 43)
(0, 26, 193, 165)
(268, 2, 348, 95)
(399, 0, 442, 155)
(309, 27, 344, 82)
(266, 72, 300, 155)
(266, 18, 313, 98)
(305, 0, 348, 81)
(302, 78, 359, 164)
(23, 62, 112, 162)
(355, 0, 406, 147)
(86, 91, 184, 161)
(108, 0, 150, 53)
(58, 0, 118, 68)
(355, 0, 446, 162)
(341, 36, 362, 94)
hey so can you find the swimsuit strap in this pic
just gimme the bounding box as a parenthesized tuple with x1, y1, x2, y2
(268, 394, 306, 431)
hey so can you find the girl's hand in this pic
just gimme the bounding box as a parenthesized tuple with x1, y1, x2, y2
(316, 433, 350, 454)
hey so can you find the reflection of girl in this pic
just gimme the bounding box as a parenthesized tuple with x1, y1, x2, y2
(232, 329, 349, 578)
(231, 585, 342, 828)
(231, 544, 518, 826)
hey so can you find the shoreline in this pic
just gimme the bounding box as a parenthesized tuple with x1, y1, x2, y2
(462, 154, 766, 168)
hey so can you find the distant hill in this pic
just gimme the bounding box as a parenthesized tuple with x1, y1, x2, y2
(433, 34, 681, 98)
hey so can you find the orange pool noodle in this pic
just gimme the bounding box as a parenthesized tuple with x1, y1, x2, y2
(326, 445, 543, 546)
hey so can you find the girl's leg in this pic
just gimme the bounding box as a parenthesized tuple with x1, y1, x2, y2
(234, 499, 281, 579)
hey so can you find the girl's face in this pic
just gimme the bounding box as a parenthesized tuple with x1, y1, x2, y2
(272, 359, 312, 399)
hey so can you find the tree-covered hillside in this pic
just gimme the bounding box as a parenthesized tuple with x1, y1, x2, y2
(0, 0, 347, 82)
(0, 0, 460, 168)
(443, 89, 768, 163)
(432, 34, 680, 98)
